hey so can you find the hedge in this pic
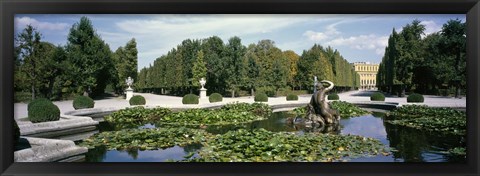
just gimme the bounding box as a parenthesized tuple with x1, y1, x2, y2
(183, 94, 199, 104)
(286, 94, 298, 101)
(407, 93, 424, 103)
(73, 96, 95, 110)
(254, 93, 268, 102)
(130, 95, 146, 105)
(28, 100, 61, 123)
(209, 93, 223, 103)
(370, 92, 385, 101)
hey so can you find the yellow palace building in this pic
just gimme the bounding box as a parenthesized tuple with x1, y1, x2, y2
(352, 62, 379, 90)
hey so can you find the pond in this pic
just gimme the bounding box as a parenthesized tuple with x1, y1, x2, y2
(84, 111, 466, 162)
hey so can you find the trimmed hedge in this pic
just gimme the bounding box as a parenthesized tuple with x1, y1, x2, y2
(327, 93, 339, 100)
(28, 100, 60, 123)
(209, 93, 223, 103)
(129, 95, 146, 105)
(370, 92, 385, 101)
(254, 93, 268, 102)
(28, 98, 50, 112)
(407, 93, 424, 103)
(183, 94, 199, 104)
(73, 96, 95, 110)
(286, 94, 298, 101)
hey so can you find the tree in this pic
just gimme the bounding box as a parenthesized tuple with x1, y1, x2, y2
(15, 25, 41, 100)
(112, 38, 138, 94)
(192, 50, 207, 88)
(283, 50, 300, 89)
(65, 16, 116, 97)
(439, 19, 466, 98)
(395, 20, 426, 96)
(224, 36, 247, 97)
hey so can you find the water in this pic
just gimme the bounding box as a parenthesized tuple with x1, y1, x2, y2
(84, 111, 466, 162)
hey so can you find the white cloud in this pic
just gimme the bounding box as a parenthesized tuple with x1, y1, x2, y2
(303, 24, 340, 42)
(420, 20, 442, 36)
(15, 17, 69, 31)
(326, 34, 389, 56)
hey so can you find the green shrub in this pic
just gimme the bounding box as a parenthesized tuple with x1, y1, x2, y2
(407, 93, 424, 103)
(327, 93, 339, 100)
(276, 87, 292, 96)
(286, 94, 298, 101)
(14, 120, 20, 147)
(183, 94, 199, 104)
(129, 95, 146, 105)
(370, 92, 385, 101)
(254, 93, 268, 102)
(209, 93, 223, 103)
(28, 101, 60, 123)
(14, 92, 32, 103)
(73, 96, 95, 110)
(28, 98, 50, 112)
(256, 86, 276, 97)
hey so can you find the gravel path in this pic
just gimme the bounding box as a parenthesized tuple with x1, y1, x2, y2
(14, 90, 466, 119)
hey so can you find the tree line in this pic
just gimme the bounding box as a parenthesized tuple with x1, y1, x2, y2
(376, 19, 466, 97)
(15, 16, 138, 101)
(136, 37, 361, 97)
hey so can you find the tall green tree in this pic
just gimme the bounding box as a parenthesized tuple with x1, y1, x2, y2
(224, 36, 247, 97)
(65, 16, 116, 97)
(15, 25, 42, 100)
(439, 19, 466, 98)
(112, 38, 138, 94)
(192, 50, 207, 88)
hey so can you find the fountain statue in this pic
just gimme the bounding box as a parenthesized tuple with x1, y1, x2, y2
(287, 80, 341, 128)
(125, 76, 134, 101)
(199, 78, 207, 99)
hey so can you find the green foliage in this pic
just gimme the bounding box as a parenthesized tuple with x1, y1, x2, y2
(182, 94, 199, 104)
(256, 86, 276, 97)
(407, 93, 424, 103)
(112, 38, 138, 94)
(79, 127, 212, 150)
(191, 128, 389, 162)
(377, 19, 466, 97)
(209, 93, 223, 103)
(14, 120, 20, 147)
(160, 103, 272, 126)
(28, 100, 60, 123)
(370, 92, 385, 101)
(330, 101, 369, 118)
(327, 93, 339, 100)
(254, 93, 268, 102)
(129, 95, 146, 105)
(221, 102, 272, 117)
(192, 50, 207, 88)
(105, 106, 172, 129)
(28, 98, 50, 111)
(293, 101, 368, 118)
(386, 105, 466, 135)
(447, 147, 466, 156)
(286, 94, 298, 101)
(73, 96, 95, 110)
(14, 92, 32, 103)
(65, 16, 116, 97)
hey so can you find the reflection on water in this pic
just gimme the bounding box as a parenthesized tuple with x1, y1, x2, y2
(86, 111, 466, 162)
(85, 143, 202, 162)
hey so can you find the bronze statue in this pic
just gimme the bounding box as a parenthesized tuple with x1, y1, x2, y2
(287, 80, 340, 127)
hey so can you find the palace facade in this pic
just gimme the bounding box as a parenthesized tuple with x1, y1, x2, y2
(352, 62, 379, 90)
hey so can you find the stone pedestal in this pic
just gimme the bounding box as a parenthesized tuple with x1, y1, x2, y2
(200, 88, 207, 99)
(126, 88, 133, 101)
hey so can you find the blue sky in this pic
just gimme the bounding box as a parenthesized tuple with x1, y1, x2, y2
(14, 14, 465, 71)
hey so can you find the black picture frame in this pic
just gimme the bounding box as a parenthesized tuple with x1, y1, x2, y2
(1, 0, 479, 175)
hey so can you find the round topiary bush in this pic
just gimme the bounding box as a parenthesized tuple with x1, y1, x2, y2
(73, 96, 95, 110)
(14, 120, 20, 147)
(254, 93, 268, 102)
(209, 93, 223, 103)
(407, 93, 424, 103)
(286, 94, 298, 101)
(129, 95, 146, 105)
(28, 101, 60, 123)
(28, 98, 50, 112)
(327, 93, 339, 100)
(183, 94, 199, 104)
(370, 92, 385, 101)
